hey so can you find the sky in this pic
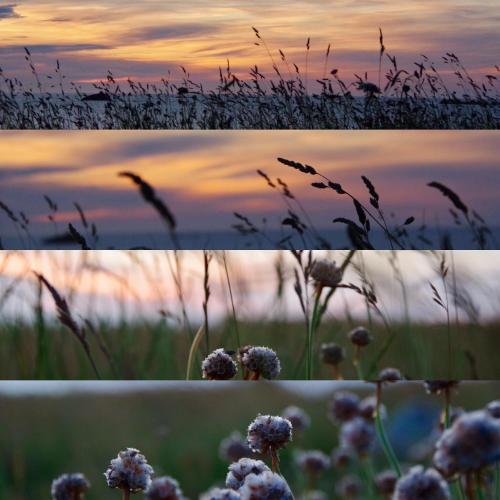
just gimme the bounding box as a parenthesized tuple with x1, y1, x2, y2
(2, 250, 500, 324)
(0, 130, 499, 246)
(0, 0, 498, 88)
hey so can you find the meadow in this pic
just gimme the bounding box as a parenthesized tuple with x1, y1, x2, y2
(0, 32, 499, 129)
(0, 381, 499, 499)
(1, 250, 500, 380)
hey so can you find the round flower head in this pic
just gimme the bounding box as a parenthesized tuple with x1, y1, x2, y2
(202, 349, 238, 380)
(296, 450, 330, 476)
(145, 476, 183, 500)
(340, 417, 376, 456)
(359, 396, 386, 421)
(433, 410, 500, 477)
(374, 469, 397, 497)
(393, 466, 450, 500)
(226, 458, 270, 490)
(320, 343, 345, 366)
(238, 471, 293, 500)
(335, 475, 362, 498)
(378, 367, 403, 383)
(247, 415, 292, 455)
(310, 259, 343, 289)
(104, 447, 154, 492)
(328, 391, 360, 424)
(200, 488, 241, 500)
(331, 447, 353, 469)
(348, 327, 372, 347)
(424, 381, 458, 395)
(281, 406, 310, 433)
(51, 473, 90, 500)
(240, 346, 281, 380)
(486, 400, 500, 419)
(220, 432, 254, 462)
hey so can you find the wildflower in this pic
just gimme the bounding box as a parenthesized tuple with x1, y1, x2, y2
(393, 466, 450, 500)
(238, 471, 293, 500)
(378, 367, 403, 383)
(51, 473, 90, 500)
(296, 450, 330, 477)
(433, 410, 500, 477)
(202, 349, 238, 380)
(320, 342, 345, 366)
(328, 391, 360, 424)
(359, 396, 386, 421)
(200, 488, 241, 500)
(104, 448, 154, 493)
(374, 469, 398, 497)
(247, 415, 292, 455)
(220, 432, 254, 462)
(340, 417, 376, 456)
(486, 400, 500, 419)
(335, 475, 362, 498)
(348, 327, 372, 347)
(145, 476, 183, 500)
(281, 406, 310, 433)
(226, 458, 270, 490)
(239, 346, 281, 380)
(331, 447, 353, 469)
(310, 259, 343, 290)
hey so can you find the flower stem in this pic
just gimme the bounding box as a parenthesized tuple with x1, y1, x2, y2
(122, 488, 131, 500)
(375, 384, 401, 477)
(306, 288, 322, 380)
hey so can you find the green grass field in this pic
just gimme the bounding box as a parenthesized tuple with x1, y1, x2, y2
(1, 319, 498, 380)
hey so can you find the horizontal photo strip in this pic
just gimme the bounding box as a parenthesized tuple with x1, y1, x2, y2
(0, 1, 498, 129)
(1, 381, 499, 499)
(1, 131, 499, 250)
(1, 250, 499, 380)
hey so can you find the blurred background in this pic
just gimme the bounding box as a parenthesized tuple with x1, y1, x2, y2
(0, 381, 498, 499)
(1, 250, 500, 379)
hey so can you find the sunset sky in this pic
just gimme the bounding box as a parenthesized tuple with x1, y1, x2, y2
(2, 250, 500, 323)
(0, 251, 500, 321)
(0, 1, 498, 88)
(0, 130, 499, 245)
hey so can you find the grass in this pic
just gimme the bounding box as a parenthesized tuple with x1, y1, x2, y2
(0, 31, 499, 129)
(0, 381, 499, 499)
(1, 311, 499, 381)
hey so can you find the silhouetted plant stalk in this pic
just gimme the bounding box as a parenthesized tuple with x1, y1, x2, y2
(35, 273, 101, 379)
(202, 250, 212, 355)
